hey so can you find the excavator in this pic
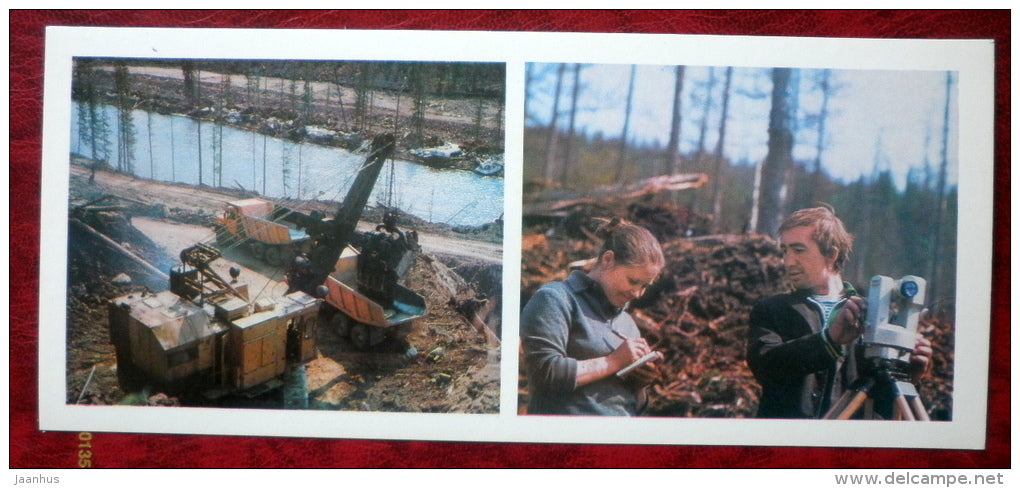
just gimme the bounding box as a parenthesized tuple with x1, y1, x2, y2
(108, 133, 425, 399)
(281, 133, 426, 350)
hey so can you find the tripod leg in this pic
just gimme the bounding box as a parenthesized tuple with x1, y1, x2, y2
(910, 396, 931, 421)
(894, 395, 916, 421)
(834, 391, 870, 420)
(824, 377, 877, 420)
(823, 389, 858, 419)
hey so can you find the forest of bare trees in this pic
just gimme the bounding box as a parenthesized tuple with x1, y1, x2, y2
(72, 59, 505, 167)
(523, 63, 958, 302)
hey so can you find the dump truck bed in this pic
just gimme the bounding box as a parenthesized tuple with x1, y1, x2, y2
(323, 275, 425, 328)
(221, 199, 310, 246)
(323, 247, 425, 328)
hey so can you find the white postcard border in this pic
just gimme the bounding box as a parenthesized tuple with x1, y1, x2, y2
(39, 27, 994, 449)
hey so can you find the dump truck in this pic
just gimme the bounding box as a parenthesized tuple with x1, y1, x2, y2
(213, 198, 314, 267)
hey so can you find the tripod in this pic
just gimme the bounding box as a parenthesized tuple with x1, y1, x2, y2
(823, 363, 930, 421)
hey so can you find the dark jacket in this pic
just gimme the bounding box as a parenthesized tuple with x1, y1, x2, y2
(747, 285, 860, 418)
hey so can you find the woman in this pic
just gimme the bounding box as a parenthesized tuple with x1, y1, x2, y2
(521, 218, 664, 416)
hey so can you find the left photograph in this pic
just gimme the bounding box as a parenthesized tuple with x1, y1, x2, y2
(65, 58, 505, 413)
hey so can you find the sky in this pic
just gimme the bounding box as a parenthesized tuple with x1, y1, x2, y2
(526, 63, 959, 190)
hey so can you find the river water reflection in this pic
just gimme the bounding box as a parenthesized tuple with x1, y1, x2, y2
(70, 104, 504, 227)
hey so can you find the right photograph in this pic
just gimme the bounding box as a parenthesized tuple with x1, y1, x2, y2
(518, 62, 958, 420)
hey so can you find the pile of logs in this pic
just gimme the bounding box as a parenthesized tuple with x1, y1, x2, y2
(636, 235, 788, 417)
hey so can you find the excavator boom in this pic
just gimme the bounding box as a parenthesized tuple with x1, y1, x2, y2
(289, 133, 396, 295)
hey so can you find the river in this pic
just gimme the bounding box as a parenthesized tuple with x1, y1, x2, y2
(70, 103, 504, 227)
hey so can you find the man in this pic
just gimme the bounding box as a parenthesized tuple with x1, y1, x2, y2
(746, 206, 932, 418)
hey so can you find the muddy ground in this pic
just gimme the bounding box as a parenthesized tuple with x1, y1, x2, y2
(67, 164, 502, 413)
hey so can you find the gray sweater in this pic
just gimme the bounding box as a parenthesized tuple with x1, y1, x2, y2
(521, 270, 643, 416)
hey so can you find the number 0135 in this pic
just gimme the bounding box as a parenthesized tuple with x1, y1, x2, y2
(78, 432, 92, 468)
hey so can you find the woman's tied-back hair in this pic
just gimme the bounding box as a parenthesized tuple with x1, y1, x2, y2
(594, 218, 665, 268)
(778, 205, 855, 272)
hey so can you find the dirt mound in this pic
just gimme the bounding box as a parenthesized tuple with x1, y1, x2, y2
(334, 252, 499, 413)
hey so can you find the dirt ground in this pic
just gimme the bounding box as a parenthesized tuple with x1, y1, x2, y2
(67, 164, 501, 413)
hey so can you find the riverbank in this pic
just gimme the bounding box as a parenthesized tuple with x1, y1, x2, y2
(71, 156, 503, 248)
(79, 63, 505, 173)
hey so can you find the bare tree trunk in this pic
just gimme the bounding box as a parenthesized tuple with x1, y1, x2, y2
(212, 120, 222, 187)
(332, 64, 349, 130)
(197, 118, 203, 186)
(367, 72, 377, 134)
(748, 158, 762, 234)
(251, 131, 257, 191)
(495, 96, 503, 143)
(757, 68, 796, 237)
(356, 63, 371, 132)
(711, 67, 733, 230)
(196, 69, 203, 106)
(690, 67, 717, 211)
(170, 116, 176, 181)
(696, 67, 716, 166)
(214, 74, 228, 187)
(665, 65, 686, 177)
(147, 111, 154, 179)
(394, 80, 403, 133)
(930, 72, 953, 300)
(807, 69, 832, 205)
(543, 64, 566, 183)
(114, 62, 135, 174)
(614, 65, 637, 181)
(474, 93, 485, 141)
(182, 60, 198, 107)
(559, 64, 582, 186)
(411, 64, 428, 146)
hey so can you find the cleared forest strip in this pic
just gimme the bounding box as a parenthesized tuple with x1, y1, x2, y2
(107, 65, 502, 129)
